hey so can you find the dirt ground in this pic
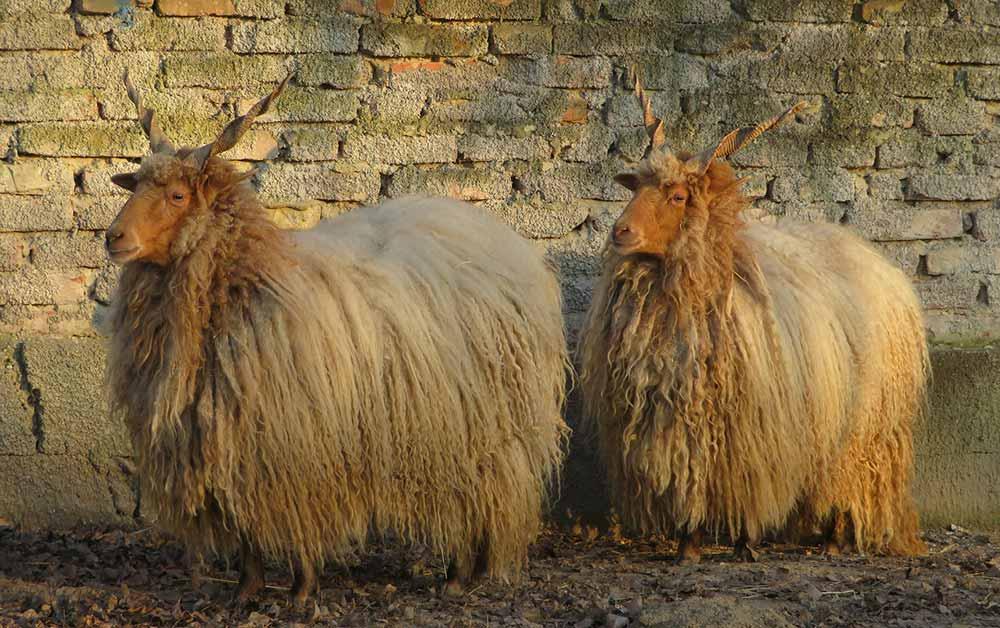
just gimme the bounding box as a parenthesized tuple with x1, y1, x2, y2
(0, 523, 998, 627)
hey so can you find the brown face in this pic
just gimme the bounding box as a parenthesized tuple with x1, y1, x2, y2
(105, 173, 194, 266)
(610, 173, 689, 258)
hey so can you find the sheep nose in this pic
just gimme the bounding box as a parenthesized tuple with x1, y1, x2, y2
(105, 228, 123, 250)
(612, 223, 633, 243)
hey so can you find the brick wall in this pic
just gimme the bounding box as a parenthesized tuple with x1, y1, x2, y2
(0, 0, 998, 343)
(1, 0, 999, 530)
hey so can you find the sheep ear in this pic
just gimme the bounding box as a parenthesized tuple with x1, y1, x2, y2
(697, 101, 808, 175)
(614, 173, 640, 191)
(110, 172, 139, 192)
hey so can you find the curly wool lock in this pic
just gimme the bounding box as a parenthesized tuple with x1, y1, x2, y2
(578, 84, 928, 556)
(104, 88, 569, 591)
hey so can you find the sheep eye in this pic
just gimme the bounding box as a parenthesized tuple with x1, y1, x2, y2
(672, 194, 686, 203)
(171, 192, 185, 201)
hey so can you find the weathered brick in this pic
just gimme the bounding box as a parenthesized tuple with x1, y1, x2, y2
(782, 24, 905, 63)
(837, 62, 952, 98)
(968, 68, 1000, 101)
(878, 133, 976, 169)
(911, 27, 1000, 64)
(915, 276, 983, 311)
(388, 165, 509, 201)
(0, 163, 54, 195)
(631, 53, 710, 92)
(740, 0, 852, 22)
(0, 267, 92, 305)
(79, 160, 141, 197)
(356, 89, 426, 132)
(926, 246, 971, 276)
(507, 56, 611, 89)
(162, 53, 290, 88)
(457, 133, 549, 162)
(492, 24, 551, 55)
(604, 0, 736, 22)
(30, 232, 106, 269)
(156, 0, 283, 17)
(110, 16, 226, 52)
(484, 198, 589, 239)
(0, 50, 160, 91)
(257, 163, 379, 203)
(98, 88, 221, 122)
(384, 57, 498, 94)
(917, 97, 989, 137)
(907, 172, 1000, 202)
(361, 23, 488, 57)
(809, 131, 880, 168)
(73, 196, 122, 230)
(866, 173, 903, 200)
(848, 202, 965, 241)
(553, 124, 614, 163)
(232, 18, 359, 54)
(0, 0, 70, 13)
(730, 134, 810, 168)
(858, 0, 949, 24)
(960, 0, 1000, 25)
(0, 90, 99, 122)
(417, 0, 540, 19)
(553, 23, 674, 55)
(828, 94, 913, 130)
(0, 195, 73, 231)
(605, 91, 679, 129)
(519, 161, 627, 203)
(240, 88, 359, 123)
(298, 55, 372, 88)
(79, 0, 135, 14)
(675, 22, 784, 55)
(0, 233, 29, 271)
(771, 168, 855, 203)
(19, 122, 146, 158)
(0, 14, 81, 50)
(284, 126, 344, 162)
(287, 0, 413, 17)
(343, 134, 457, 165)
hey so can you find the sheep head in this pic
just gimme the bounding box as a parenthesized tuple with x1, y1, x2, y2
(610, 72, 806, 259)
(105, 72, 291, 265)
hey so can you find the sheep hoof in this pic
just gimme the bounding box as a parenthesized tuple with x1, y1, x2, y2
(734, 544, 759, 563)
(442, 580, 466, 598)
(675, 554, 701, 566)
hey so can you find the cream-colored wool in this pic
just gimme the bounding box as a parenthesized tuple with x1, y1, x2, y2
(107, 164, 569, 577)
(579, 151, 928, 555)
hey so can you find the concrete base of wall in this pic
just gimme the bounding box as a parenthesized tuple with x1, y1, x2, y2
(1, 335, 997, 532)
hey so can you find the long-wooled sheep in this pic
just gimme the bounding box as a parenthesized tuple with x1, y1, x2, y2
(102, 73, 569, 604)
(578, 74, 928, 563)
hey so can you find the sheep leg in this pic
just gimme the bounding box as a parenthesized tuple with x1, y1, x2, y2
(676, 528, 703, 565)
(234, 541, 265, 604)
(733, 531, 759, 562)
(289, 560, 316, 607)
(443, 552, 475, 597)
(823, 510, 854, 556)
(443, 536, 490, 597)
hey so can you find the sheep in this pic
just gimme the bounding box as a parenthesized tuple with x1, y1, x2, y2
(577, 73, 928, 563)
(103, 73, 569, 604)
